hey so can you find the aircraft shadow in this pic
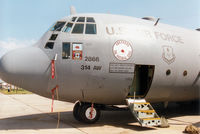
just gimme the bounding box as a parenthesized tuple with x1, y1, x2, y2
(0, 102, 199, 130)
(153, 101, 200, 126)
(0, 110, 154, 131)
(153, 101, 200, 118)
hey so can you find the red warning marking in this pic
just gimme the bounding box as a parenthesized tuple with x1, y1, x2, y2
(121, 49, 125, 53)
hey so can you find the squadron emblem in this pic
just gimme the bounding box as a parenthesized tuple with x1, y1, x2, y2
(72, 43, 83, 60)
(162, 46, 176, 64)
(113, 40, 132, 61)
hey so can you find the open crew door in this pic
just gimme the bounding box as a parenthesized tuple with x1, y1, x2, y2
(128, 65, 155, 98)
(126, 65, 161, 127)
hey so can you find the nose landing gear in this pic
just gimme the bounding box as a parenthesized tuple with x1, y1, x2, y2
(73, 102, 101, 124)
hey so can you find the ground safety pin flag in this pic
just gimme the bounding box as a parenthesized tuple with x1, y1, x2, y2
(51, 60, 55, 79)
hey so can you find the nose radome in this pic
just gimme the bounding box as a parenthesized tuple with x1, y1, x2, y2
(0, 47, 50, 93)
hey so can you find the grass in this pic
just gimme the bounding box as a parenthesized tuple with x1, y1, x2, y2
(0, 88, 32, 95)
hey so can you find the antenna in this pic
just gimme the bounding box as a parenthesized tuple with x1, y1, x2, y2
(142, 17, 160, 26)
(54, 54, 58, 61)
(70, 6, 76, 15)
(154, 18, 160, 26)
(142, 16, 157, 22)
(196, 28, 200, 31)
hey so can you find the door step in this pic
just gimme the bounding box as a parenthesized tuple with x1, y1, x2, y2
(126, 98, 161, 127)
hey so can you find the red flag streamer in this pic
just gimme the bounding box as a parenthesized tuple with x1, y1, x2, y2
(51, 60, 55, 79)
(51, 85, 58, 112)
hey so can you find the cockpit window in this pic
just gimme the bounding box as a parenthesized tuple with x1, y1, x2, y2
(86, 24, 96, 34)
(87, 17, 95, 23)
(63, 23, 73, 33)
(71, 17, 77, 22)
(69, 17, 97, 34)
(72, 24, 84, 34)
(77, 17, 85, 22)
(50, 21, 66, 31)
(49, 34, 58, 40)
(45, 42, 54, 49)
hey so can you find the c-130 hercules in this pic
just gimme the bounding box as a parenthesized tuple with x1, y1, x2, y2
(0, 7, 199, 127)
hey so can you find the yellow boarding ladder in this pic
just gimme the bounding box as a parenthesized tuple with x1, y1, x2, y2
(126, 98, 161, 127)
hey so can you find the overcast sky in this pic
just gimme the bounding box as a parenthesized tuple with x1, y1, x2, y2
(0, 0, 199, 57)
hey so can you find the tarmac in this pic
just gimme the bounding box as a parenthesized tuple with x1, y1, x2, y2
(0, 93, 199, 134)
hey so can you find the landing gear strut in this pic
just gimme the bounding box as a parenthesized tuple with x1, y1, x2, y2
(73, 102, 101, 124)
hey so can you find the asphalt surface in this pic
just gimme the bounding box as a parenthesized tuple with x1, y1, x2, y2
(0, 93, 199, 134)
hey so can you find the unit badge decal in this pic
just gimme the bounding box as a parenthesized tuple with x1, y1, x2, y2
(72, 43, 83, 60)
(162, 46, 176, 64)
(113, 40, 132, 61)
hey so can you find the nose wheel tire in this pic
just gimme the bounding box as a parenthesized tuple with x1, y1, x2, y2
(73, 102, 101, 124)
(80, 104, 100, 124)
(73, 102, 82, 121)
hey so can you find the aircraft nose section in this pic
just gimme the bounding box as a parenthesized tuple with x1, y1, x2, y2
(0, 47, 50, 93)
(0, 51, 16, 80)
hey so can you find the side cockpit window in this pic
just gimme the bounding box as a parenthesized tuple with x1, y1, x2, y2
(62, 43, 70, 59)
(66, 16, 97, 34)
(45, 42, 54, 49)
(77, 17, 85, 22)
(63, 23, 73, 33)
(87, 17, 95, 23)
(71, 17, 77, 22)
(50, 21, 66, 31)
(49, 34, 58, 40)
(86, 24, 96, 34)
(85, 17, 96, 34)
(71, 17, 85, 34)
(72, 24, 84, 34)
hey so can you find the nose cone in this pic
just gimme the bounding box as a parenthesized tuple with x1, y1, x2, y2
(0, 47, 50, 94)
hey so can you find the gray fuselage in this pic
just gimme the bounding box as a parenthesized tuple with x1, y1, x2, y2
(0, 13, 199, 105)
